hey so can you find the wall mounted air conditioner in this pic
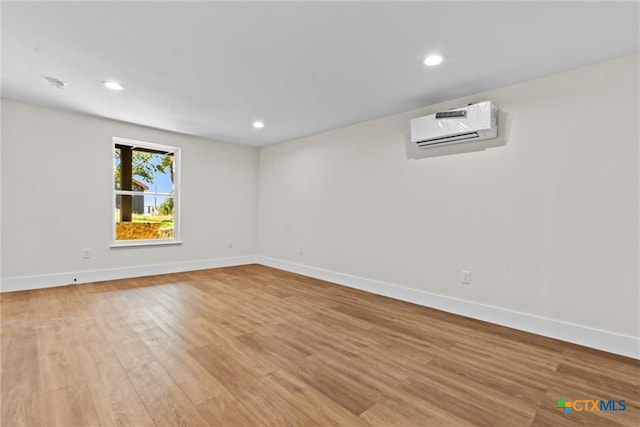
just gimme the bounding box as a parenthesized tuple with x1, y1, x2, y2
(410, 101, 498, 149)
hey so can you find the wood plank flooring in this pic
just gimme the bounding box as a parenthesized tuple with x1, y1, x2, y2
(1, 264, 638, 426)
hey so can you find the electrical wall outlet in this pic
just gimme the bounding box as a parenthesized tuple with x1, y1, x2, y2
(227, 240, 233, 249)
(82, 248, 91, 259)
(298, 247, 304, 255)
(462, 270, 471, 285)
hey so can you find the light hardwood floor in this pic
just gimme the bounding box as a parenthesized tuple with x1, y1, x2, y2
(1, 265, 638, 426)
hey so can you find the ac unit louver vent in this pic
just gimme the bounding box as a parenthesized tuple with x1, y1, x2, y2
(416, 132, 480, 148)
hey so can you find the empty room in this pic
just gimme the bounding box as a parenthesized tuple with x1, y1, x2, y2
(1, 1, 638, 426)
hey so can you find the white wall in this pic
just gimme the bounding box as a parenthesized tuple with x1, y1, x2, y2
(1, 99, 258, 283)
(1, 55, 638, 356)
(257, 54, 639, 339)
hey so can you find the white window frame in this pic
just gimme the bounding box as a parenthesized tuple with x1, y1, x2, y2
(111, 137, 181, 247)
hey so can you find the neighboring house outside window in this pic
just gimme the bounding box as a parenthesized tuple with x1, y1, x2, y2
(112, 137, 180, 246)
(115, 179, 148, 215)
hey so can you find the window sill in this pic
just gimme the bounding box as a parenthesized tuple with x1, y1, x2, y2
(110, 239, 182, 248)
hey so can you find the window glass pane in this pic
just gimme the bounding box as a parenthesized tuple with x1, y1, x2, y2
(114, 147, 121, 190)
(115, 195, 174, 240)
(114, 148, 174, 192)
(133, 151, 174, 190)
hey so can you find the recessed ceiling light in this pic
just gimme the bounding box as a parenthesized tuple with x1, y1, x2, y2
(102, 81, 125, 91)
(424, 55, 444, 66)
(44, 76, 67, 89)
(253, 121, 264, 129)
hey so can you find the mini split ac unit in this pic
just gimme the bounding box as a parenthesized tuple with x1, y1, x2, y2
(410, 101, 498, 149)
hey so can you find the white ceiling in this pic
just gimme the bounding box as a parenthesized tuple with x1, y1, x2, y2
(2, 1, 638, 147)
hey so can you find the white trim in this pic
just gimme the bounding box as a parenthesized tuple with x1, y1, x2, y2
(114, 190, 174, 197)
(110, 239, 183, 248)
(173, 147, 181, 241)
(113, 136, 177, 153)
(0, 256, 256, 293)
(256, 256, 640, 360)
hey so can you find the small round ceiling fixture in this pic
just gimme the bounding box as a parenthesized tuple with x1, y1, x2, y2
(102, 81, 125, 91)
(424, 54, 444, 66)
(252, 121, 264, 129)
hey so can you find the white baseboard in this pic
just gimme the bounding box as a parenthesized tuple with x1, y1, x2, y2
(0, 255, 257, 293)
(256, 256, 640, 360)
(2, 255, 637, 359)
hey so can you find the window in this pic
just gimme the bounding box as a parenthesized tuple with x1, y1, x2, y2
(112, 137, 180, 246)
